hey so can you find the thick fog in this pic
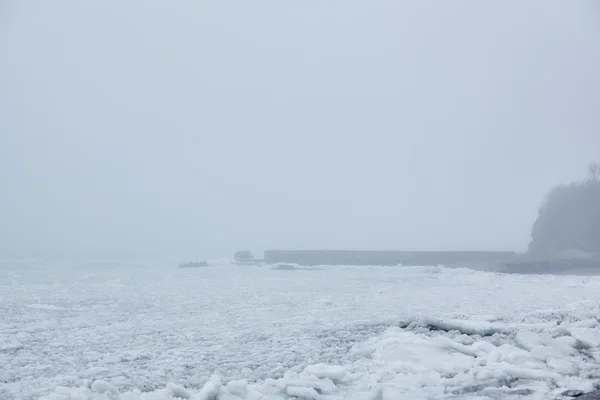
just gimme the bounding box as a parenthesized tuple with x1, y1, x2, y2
(1, 1, 599, 259)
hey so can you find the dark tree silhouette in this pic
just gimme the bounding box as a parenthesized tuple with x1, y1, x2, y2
(588, 162, 600, 182)
(528, 163, 600, 256)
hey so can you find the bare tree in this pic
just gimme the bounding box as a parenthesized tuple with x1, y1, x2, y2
(588, 162, 600, 182)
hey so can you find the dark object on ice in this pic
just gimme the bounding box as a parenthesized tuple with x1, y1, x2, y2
(178, 261, 209, 268)
(562, 389, 585, 397)
(568, 389, 600, 399)
(234, 250, 254, 263)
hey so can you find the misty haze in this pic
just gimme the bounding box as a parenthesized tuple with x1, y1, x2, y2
(1, 1, 599, 399)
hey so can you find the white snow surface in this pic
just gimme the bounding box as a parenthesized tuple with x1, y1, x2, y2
(1, 260, 600, 399)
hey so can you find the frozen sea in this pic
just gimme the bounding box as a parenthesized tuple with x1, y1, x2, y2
(1, 260, 600, 400)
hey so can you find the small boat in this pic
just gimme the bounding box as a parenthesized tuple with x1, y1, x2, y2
(234, 250, 261, 265)
(178, 261, 209, 268)
(234, 250, 254, 262)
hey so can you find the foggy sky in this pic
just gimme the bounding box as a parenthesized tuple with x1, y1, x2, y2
(1, 1, 599, 259)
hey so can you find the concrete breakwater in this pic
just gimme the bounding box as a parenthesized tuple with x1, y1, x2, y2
(263, 250, 517, 267)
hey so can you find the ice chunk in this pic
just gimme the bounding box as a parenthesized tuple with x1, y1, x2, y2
(530, 345, 559, 362)
(569, 328, 600, 349)
(284, 377, 338, 394)
(502, 366, 557, 381)
(304, 364, 345, 382)
(486, 344, 538, 365)
(552, 334, 579, 349)
(475, 368, 504, 381)
(471, 341, 496, 354)
(121, 393, 142, 400)
(436, 336, 478, 357)
(193, 377, 221, 400)
(373, 330, 474, 375)
(515, 331, 542, 351)
(572, 318, 599, 329)
(225, 379, 248, 397)
(245, 390, 263, 400)
(91, 380, 119, 396)
(0, 342, 24, 352)
(287, 386, 320, 399)
(167, 382, 191, 399)
(546, 357, 578, 375)
(352, 387, 383, 400)
(219, 394, 244, 400)
(423, 318, 510, 336)
(314, 378, 338, 394)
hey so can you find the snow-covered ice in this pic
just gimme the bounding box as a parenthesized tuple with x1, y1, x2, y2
(1, 260, 600, 399)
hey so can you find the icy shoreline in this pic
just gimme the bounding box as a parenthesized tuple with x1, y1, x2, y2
(1, 261, 599, 399)
(38, 314, 600, 400)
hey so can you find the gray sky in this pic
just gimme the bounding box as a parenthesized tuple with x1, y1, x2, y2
(1, 1, 599, 259)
